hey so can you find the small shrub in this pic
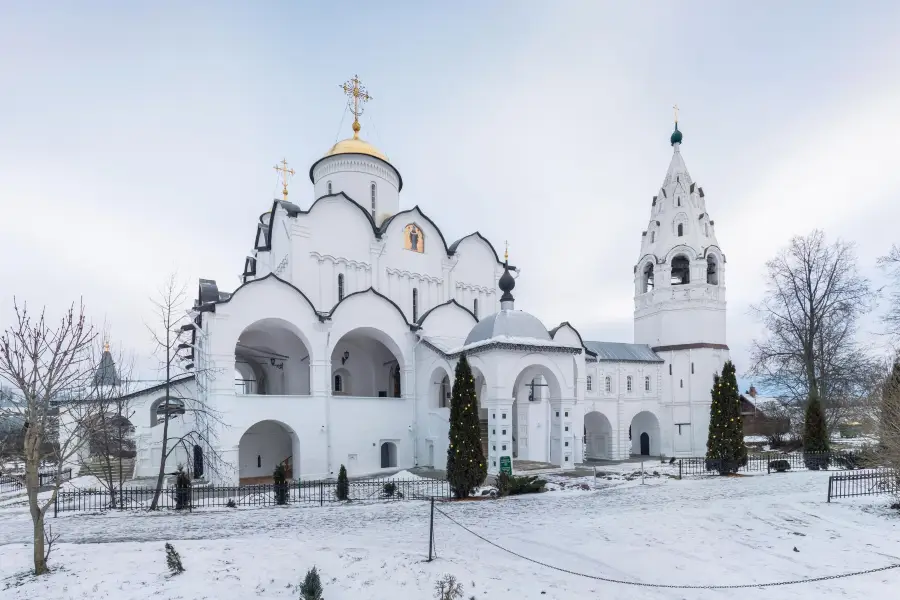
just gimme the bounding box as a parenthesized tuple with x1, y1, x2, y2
(226, 499, 237, 508)
(336, 464, 349, 501)
(165, 542, 184, 575)
(496, 473, 545, 496)
(769, 459, 791, 473)
(174, 468, 191, 510)
(273, 463, 289, 505)
(434, 574, 464, 600)
(803, 452, 830, 471)
(299, 566, 323, 600)
(383, 482, 396, 497)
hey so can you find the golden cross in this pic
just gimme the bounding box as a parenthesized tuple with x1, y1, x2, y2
(273, 158, 295, 201)
(504, 240, 509, 263)
(341, 74, 372, 139)
(103, 341, 110, 352)
(673, 103, 679, 124)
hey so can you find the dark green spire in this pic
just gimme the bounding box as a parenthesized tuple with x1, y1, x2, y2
(670, 122, 683, 146)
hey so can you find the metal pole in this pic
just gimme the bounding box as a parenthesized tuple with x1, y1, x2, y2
(641, 460, 645, 485)
(319, 481, 323, 506)
(593, 466, 597, 490)
(428, 497, 435, 562)
(678, 460, 682, 480)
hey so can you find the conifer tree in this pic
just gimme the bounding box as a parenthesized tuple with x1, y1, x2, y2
(165, 542, 184, 575)
(299, 566, 323, 600)
(446, 353, 486, 498)
(803, 392, 830, 468)
(335, 464, 349, 501)
(705, 361, 748, 475)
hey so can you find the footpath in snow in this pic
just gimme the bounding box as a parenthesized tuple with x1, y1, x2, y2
(1, 471, 898, 599)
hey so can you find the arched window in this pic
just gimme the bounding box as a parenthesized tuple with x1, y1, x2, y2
(327, 181, 332, 195)
(370, 182, 377, 218)
(706, 255, 719, 285)
(669, 364, 672, 375)
(677, 197, 681, 207)
(651, 231, 656, 243)
(337, 273, 344, 301)
(671, 255, 690, 285)
(642, 263, 654, 293)
(626, 376, 633, 392)
(704, 223, 709, 236)
(645, 376, 651, 391)
(333, 373, 343, 393)
(691, 362, 695, 374)
(412, 288, 419, 322)
(193, 445, 204, 478)
(605, 376, 611, 393)
(677, 223, 684, 237)
(150, 396, 186, 427)
(473, 298, 478, 318)
(586, 376, 592, 391)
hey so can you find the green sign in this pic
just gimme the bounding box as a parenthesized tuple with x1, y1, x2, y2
(499, 456, 512, 476)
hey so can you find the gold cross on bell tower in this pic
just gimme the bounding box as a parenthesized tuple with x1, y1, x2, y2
(504, 240, 509, 263)
(673, 103, 680, 124)
(273, 158, 295, 201)
(341, 74, 372, 139)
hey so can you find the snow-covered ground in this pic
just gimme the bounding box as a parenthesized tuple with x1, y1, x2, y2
(1, 471, 898, 599)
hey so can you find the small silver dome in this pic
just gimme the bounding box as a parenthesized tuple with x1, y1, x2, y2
(464, 309, 551, 345)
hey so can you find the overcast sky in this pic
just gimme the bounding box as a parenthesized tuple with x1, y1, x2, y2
(2, 1, 899, 390)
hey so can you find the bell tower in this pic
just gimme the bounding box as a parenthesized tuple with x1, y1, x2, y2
(633, 113, 729, 456)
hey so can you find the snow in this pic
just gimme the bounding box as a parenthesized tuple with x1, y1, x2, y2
(1, 471, 899, 599)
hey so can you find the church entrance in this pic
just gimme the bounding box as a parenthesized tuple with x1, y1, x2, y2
(630, 411, 660, 457)
(584, 411, 613, 460)
(238, 420, 297, 485)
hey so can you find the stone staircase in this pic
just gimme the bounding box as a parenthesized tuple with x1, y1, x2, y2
(80, 457, 136, 481)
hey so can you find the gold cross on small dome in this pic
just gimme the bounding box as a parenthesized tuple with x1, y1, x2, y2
(273, 158, 295, 201)
(341, 74, 372, 139)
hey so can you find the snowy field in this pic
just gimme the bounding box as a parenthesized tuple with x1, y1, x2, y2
(1, 471, 898, 599)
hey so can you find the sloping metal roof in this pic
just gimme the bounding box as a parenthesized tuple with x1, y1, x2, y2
(583, 341, 663, 363)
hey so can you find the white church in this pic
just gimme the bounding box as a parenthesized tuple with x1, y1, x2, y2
(123, 77, 729, 486)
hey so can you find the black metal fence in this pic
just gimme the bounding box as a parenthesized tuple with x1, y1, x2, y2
(827, 468, 898, 502)
(1, 468, 72, 493)
(677, 451, 864, 478)
(55, 476, 451, 515)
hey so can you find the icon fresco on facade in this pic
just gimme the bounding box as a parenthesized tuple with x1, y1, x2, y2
(404, 223, 424, 253)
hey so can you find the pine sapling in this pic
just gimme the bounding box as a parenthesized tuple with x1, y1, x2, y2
(434, 574, 464, 600)
(336, 464, 349, 501)
(299, 566, 324, 600)
(165, 542, 184, 575)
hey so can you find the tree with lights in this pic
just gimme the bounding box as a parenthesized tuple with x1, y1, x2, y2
(706, 360, 748, 475)
(446, 353, 486, 498)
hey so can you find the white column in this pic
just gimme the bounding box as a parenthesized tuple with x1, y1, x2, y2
(486, 397, 515, 475)
(550, 399, 576, 470)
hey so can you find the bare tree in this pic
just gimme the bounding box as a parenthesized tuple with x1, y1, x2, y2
(878, 245, 900, 341)
(146, 274, 223, 510)
(748, 230, 877, 432)
(0, 300, 98, 575)
(75, 339, 137, 508)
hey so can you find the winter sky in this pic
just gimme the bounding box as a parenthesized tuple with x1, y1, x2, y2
(2, 1, 900, 388)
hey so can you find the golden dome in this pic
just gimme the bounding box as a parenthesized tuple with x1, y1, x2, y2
(325, 136, 389, 162)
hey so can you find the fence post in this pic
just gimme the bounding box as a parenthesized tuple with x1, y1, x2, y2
(767, 459, 771, 475)
(827, 476, 832, 503)
(678, 460, 682, 480)
(319, 481, 324, 506)
(53, 492, 58, 518)
(427, 497, 435, 562)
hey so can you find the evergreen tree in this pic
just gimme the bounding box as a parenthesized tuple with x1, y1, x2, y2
(446, 353, 486, 498)
(165, 542, 184, 575)
(299, 566, 323, 600)
(335, 464, 349, 501)
(803, 392, 830, 468)
(273, 463, 288, 505)
(705, 361, 748, 475)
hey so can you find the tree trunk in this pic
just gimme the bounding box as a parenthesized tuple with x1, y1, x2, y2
(24, 430, 48, 575)
(149, 327, 172, 510)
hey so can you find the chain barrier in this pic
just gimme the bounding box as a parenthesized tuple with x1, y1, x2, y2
(433, 505, 900, 589)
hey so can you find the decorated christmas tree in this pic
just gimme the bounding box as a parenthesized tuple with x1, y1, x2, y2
(705, 361, 748, 475)
(803, 391, 830, 469)
(446, 353, 486, 498)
